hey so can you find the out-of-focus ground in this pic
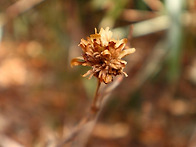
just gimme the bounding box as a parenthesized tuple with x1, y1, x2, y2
(0, 0, 196, 147)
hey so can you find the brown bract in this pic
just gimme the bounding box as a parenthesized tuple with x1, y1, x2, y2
(71, 27, 135, 84)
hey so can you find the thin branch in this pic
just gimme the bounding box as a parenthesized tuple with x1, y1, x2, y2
(91, 80, 101, 112)
(0, 0, 45, 27)
(133, 39, 169, 90)
(58, 76, 123, 147)
(6, 0, 45, 19)
(0, 0, 45, 43)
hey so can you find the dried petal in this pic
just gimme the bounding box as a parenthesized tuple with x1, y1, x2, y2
(95, 28, 98, 34)
(110, 63, 119, 69)
(101, 50, 111, 58)
(119, 59, 127, 65)
(123, 71, 128, 77)
(104, 74, 113, 84)
(98, 70, 104, 78)
(118, 48, 135, 59)
(115, 38, 127, 48)
(90, 34, 101, 39)
(82, 70, 93, 79)
(71, 56, 85, 67)
(100, 27, 113, 46)
(80, 38, 88, 46)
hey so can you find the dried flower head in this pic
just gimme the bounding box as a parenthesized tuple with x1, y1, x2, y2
(71, 27, 135, 84)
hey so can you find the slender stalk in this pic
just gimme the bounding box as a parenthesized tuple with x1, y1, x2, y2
(91, 79, 101, 113)
(58, 76, 123, 147)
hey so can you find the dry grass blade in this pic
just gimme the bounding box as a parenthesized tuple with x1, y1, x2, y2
(122, 9, 158, 22)
(132, 15, 170, 37)
(133, 40, 169, 90)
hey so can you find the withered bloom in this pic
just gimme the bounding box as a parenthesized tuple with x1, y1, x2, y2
(71, 27, 135, 84)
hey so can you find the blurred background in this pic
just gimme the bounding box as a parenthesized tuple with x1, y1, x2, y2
(0, 0, 196, 146)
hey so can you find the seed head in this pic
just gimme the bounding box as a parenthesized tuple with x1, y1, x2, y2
(71, 27, 135, 84)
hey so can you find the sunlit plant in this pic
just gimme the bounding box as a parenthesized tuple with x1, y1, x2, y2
(71, 27, 135, 111)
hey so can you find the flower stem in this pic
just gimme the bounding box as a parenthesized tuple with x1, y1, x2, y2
(91, 79, 101, 113)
